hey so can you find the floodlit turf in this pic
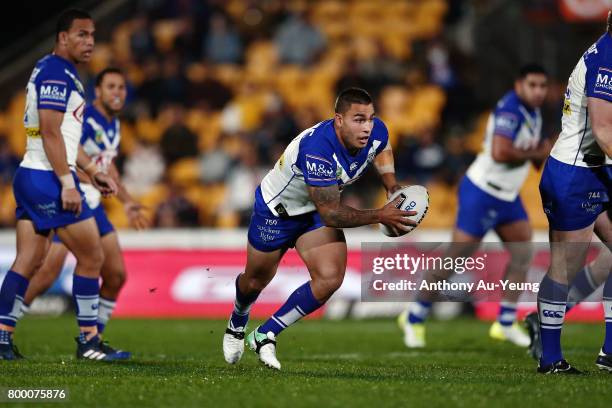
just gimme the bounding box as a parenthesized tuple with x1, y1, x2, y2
(1, 316, 610, 407)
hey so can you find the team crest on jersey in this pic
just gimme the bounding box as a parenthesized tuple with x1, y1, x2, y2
(95, 130, 104, 144)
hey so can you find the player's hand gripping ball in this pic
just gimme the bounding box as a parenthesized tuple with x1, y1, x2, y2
(380, 185, 429, 237)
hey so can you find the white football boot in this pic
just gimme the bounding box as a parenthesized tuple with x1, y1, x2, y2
(247, 327, 281, 370)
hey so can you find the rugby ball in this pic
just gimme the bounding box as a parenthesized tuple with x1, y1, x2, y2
(379, 185, 429, 237)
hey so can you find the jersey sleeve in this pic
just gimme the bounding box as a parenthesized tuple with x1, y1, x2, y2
(297, 139, 338, 187)
(35, 66, 71, 112)
(492, 107, 522, 140)
(373, 118, 390, 155)
(585, 46, 612, 102)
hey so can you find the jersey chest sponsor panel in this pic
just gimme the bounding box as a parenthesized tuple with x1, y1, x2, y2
(260, 119, 389, 217)
(552, 33, 612, 167)
(467, 91, 543, 201)
(21, 54, 85, 170)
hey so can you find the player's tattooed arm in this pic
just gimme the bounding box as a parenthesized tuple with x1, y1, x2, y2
(588, 97, 612, 158)
(308, 185, 415, 230)
(308, 185, 381, 228)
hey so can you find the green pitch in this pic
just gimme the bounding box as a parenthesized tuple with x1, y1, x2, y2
(1, 316, 610, 407)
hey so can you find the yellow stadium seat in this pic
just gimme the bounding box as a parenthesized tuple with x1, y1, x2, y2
(118, 122, 136, 156)
(420, 182, 457, 229)
(111, 21, 134, 63)
(213, 64, 243, 91)
(103, 195, 129, 229)
(168, 158, 200, 188)
(0, 185, 16, 226)
(465, 112, 490, 154)
(88, 43, 113, 74)
(152, 20, 182, 53)
(197, 112, 222, 153)
(135, 117, 163, 144)
(136, 184, 169, 215)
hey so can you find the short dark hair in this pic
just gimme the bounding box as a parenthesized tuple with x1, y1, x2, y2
(96, 67, 124, 87)
(334, 87, 373, 113)
(518, 63, 547, 79)
(56, 8, 92, 41)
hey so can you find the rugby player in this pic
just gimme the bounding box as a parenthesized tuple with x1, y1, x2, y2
(399, 64, 551, 348)
(534, 14, 612, 373)
(0, 9, 119, 361)
(18, 68, 148, 360)
(222, 88, 415, 370)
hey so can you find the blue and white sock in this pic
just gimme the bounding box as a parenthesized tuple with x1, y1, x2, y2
(72, 275, 100, 330)
(0, 270, 28, 328)
(0, 329, 11, 345)
(497, 301, 517, 327)
(258, 281, 322, 337)
(602, 272, 612, 354)
(567, 265, 598, 312)
(97, 297, 116, 334)
(16, 303, 30, 321)
(538, 275, 568, 366)
(408, 300, 432, 324)
(229, 275, 261, 332)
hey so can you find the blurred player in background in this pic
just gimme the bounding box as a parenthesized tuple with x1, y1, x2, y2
(17, 68, 148, 360)
(399, 64, 551, 348)
(223, 88, 415, 370)
(533, 14, 612, 374)
(0, 9, 119, 361)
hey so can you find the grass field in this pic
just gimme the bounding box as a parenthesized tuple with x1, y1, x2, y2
(1, 316, 610, 407)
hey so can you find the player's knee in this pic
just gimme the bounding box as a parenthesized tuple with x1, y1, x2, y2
(105, 268, 126, 291)
(12, 253, 44, 278)
(78, 247, 105, 271)
(243, 275, 270, 293)
(312, 271, 344, 298)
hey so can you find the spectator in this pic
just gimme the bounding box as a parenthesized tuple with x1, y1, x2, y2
(396, 128, 446, 185)
(159, 105, 198, 165)
(122, 139, 166, 196)
(204, 12, 243, 64)
(154, 182, 199, 227)
(274, 11, 326, 65)
(199, 143, 232, 184)
(130, 14, 157, 62)
(222, 142, 266, 225)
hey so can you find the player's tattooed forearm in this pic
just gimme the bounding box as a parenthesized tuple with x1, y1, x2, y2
(309, 186, 377, 228)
